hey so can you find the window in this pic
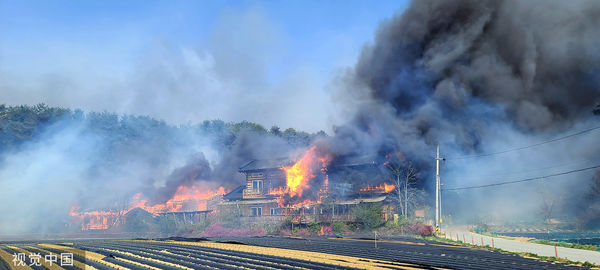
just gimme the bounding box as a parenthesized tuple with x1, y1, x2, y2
(251, 207, 262, 216)
(252, 180, 263, 191)
(270, 208, 282, 216)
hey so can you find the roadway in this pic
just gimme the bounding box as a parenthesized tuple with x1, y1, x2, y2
(444, 227, 600, 265)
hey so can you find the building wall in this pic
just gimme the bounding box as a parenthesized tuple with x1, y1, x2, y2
(242, 169, 286, 199)
(217, 201, 283, 218)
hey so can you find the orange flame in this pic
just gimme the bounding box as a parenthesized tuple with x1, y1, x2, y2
(283, 146, 330, 197)
(268, 187, 288, 196)
(132, 185, 226, 213)
(286, 199, 317, 208)
(69, 205, 125, 230)
(360, 183, 396, 193)
(384, 183, 395, 193)
(69, 183, 227, 230)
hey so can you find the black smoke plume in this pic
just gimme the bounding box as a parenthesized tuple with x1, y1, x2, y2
(339, 0, 600, 155)
(328, 0, 600, 223)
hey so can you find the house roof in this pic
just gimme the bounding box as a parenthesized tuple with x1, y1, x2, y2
(223, 185, 245, 201)
(219, 199, 279, 205)
(330, 154, 379, 168)
(238, 158, 294, 172)
(335, 195, 389, 205)
(156, 210, 212, 215)
(239, 154, 379, 172)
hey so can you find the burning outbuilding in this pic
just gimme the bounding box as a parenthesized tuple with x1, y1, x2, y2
(69, 182, 227, 231)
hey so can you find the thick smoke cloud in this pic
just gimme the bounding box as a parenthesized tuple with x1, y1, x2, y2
(2, 0, 600, 235)
(332, 0, 600, 163)
(0, 113, 300, 235)
(363, 0, 599, 128)
(332, 0, 600, 224)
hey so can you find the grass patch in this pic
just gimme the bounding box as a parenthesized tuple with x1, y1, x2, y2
(517, 252, 599, 268)
(529, 239, 598, 251)
(419, 235, 461, 244)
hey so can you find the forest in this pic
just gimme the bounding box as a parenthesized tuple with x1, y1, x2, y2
(0, 103, 326, 163)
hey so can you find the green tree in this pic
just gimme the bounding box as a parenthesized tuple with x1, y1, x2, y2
(269, 125, 282, 137)
(307, 221, 321, 234)
(351, 203, 384, 230)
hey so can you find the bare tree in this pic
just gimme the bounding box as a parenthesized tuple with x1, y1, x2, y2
(386, 163, 404, 216)
(401, 162, 419, 217)
(386, 159, 420, 218)
(112, 196, 132, 228)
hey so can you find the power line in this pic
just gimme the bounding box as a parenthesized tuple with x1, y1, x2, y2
(457, 158, 600, 180)
(446, 125, 600, 160)
(442, 164, 600, 191)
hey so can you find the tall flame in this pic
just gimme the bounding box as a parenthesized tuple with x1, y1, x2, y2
(283, 146, 330, 197)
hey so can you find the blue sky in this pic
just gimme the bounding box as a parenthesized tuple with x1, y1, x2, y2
(0, 0, 408, 132)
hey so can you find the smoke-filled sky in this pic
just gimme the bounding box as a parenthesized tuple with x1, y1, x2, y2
(1, 0, 600, 235)
(335, 0, 600, 225)
(0, 0, 407, 133)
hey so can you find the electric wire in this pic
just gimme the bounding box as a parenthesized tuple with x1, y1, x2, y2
(442, 164, 600, 191)
(446, 125, 600, 160)
(456, 157, 600, 180)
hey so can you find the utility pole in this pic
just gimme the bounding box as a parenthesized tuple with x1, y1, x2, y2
(435, 145, 442, 234)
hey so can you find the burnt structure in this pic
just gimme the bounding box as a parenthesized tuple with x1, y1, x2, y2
(216, 155, 399, 224)
(157, 210, 212, 224)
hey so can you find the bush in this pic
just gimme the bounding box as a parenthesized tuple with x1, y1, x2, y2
(351, 203, 385, 230)
(582, 261, 597, 268)
(384, 221, 400, 230)
(331, 221, 345, 233)
(396, 215, 410, 227)
(347, 223, 360, 232)
(408, 223, 433, 236)
(323, 226, 333, 236)
(308, 221, 321, 234)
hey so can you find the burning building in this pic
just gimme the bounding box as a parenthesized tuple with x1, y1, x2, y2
(69, 183, 227, 231)
(66, 145, 410, 232)
(66, 143, 409, 232)
(217, 147, 399, 224)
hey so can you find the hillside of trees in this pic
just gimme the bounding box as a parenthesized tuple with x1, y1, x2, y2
(0, 103, 326, 157)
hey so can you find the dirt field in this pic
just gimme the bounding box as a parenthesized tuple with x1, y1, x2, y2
(0, 236, 584, 270)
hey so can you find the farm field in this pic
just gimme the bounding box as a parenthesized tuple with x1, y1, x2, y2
(0, 237, 585, 270)
(499, 232, 600, 248)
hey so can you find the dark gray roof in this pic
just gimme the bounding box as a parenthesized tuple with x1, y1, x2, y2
(239, 158, 294, 172)
(157, 210, 212, 215)
(330, 154, 379, 167)
(239, 154, 379, 172)
(223, 185, 245, 201)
